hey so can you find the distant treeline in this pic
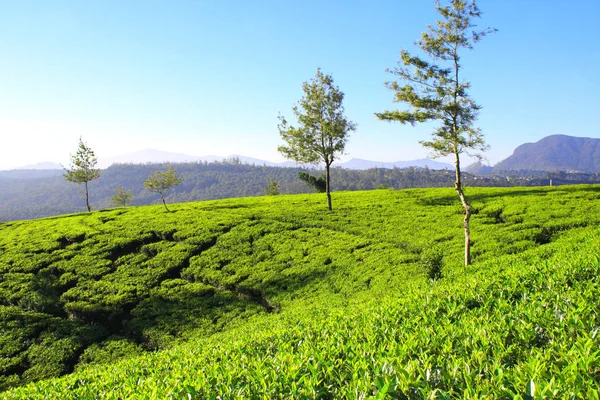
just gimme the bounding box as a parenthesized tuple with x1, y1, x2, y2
(1, 160, 600, 222)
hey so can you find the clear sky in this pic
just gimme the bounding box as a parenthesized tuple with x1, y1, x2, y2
(1, 0, 599, 170)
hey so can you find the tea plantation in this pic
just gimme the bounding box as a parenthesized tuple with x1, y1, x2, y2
(1, 186, 599, 398)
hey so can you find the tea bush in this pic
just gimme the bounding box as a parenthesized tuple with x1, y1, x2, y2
(1, 185, 600, 397)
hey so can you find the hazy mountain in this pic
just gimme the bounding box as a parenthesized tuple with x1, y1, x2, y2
(89, 149, 454, 171)
(4, 149, 453, 174)
(18, 161, 62, 170)
(494, 135, 600, 173)
(279, 160, 312, 168)
(340, 158, 453, 170)
(227, 155, 280, 166)
(465, 161, 493, 175)
(0, 169, 63, 180)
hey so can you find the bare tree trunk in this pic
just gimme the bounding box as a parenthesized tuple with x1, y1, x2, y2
(325, 163, 332, 211)
(161, 194, 171, 212)
(85, 181, 91, 212)
(454, 152, 471, 266)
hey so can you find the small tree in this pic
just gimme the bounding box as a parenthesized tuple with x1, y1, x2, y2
(375, 0, 495, 266)
(278, 68, 356, 211)
(144, 165, 182, 212)
(264, 179, 280, 196)
(110, 187, 132, 207)
(63, 137, 101, 212)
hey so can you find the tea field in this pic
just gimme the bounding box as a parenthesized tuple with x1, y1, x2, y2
(1, 185, 600, 398)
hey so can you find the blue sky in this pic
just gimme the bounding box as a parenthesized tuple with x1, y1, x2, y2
(1, 0, 599, 169)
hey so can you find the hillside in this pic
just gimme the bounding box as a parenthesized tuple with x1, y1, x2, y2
(0, 162, 470, 222)
(5, 160, 600, 223)
(494, 135, 600, 172)
(1, 186, 600, 397)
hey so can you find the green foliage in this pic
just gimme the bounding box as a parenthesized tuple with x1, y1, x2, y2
(109, 187, 132, 207)
(421, 247, 444, 281)
(144, 165, 182, 212)
(277, 68, 355, 166)
(263, 179, 280, 196)
(376, 0, 494, 156)
(1, 185, 600, 397)
(298, 172, 326, 193)
(62, 137, 100, 212)
(77, 337, 143, 368)
(278, 68, 356, 210)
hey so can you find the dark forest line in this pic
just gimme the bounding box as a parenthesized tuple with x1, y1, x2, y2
(2, 160, 600, 222)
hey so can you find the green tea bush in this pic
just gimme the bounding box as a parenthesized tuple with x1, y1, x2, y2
(421, 247, 444, 281)
(77, 337, 143, 368)
(1, 185, 600, 396)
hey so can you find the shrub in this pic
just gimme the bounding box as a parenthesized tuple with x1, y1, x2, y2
(422, 247, 444, 281)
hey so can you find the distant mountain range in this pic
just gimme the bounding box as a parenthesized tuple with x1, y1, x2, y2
(94, 135, 600, 173)
(7, 149, 453, 172)
(464, 161, 494, 175)
(8, 134, 600, 175)
(19, 161, 63, 170)
(466, 135, 600, 174)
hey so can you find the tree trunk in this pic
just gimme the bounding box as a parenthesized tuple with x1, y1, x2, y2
(325, 163, 332, 211)
(161, 195, 171, 212)
(454, 152, 471, 266)
(85, 181, 91, 212)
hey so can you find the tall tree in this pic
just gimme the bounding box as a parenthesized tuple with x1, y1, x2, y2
(375, 0, 495, 266)
(144, 165, 182, 212)
(278, 68, 356, 211)
(63, 137, 101, 212)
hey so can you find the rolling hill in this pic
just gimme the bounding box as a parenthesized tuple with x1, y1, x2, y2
(1, 185, 600, 397)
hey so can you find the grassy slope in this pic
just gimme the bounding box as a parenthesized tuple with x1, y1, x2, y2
(1, 186, 600, 398)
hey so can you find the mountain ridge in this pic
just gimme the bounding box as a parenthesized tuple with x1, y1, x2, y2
(12, 134, 600, 174)
(10, 150, 454, 171)
(493, 134, 600, 173)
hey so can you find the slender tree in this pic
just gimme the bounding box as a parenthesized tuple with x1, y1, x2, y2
(278, 68, 356, 211)
(144, 165, 182, 212)
(375, 0, 495, 266)
(63, 137, 101, 212)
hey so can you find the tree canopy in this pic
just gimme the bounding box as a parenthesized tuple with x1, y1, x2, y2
(278, 68, 356, 210)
